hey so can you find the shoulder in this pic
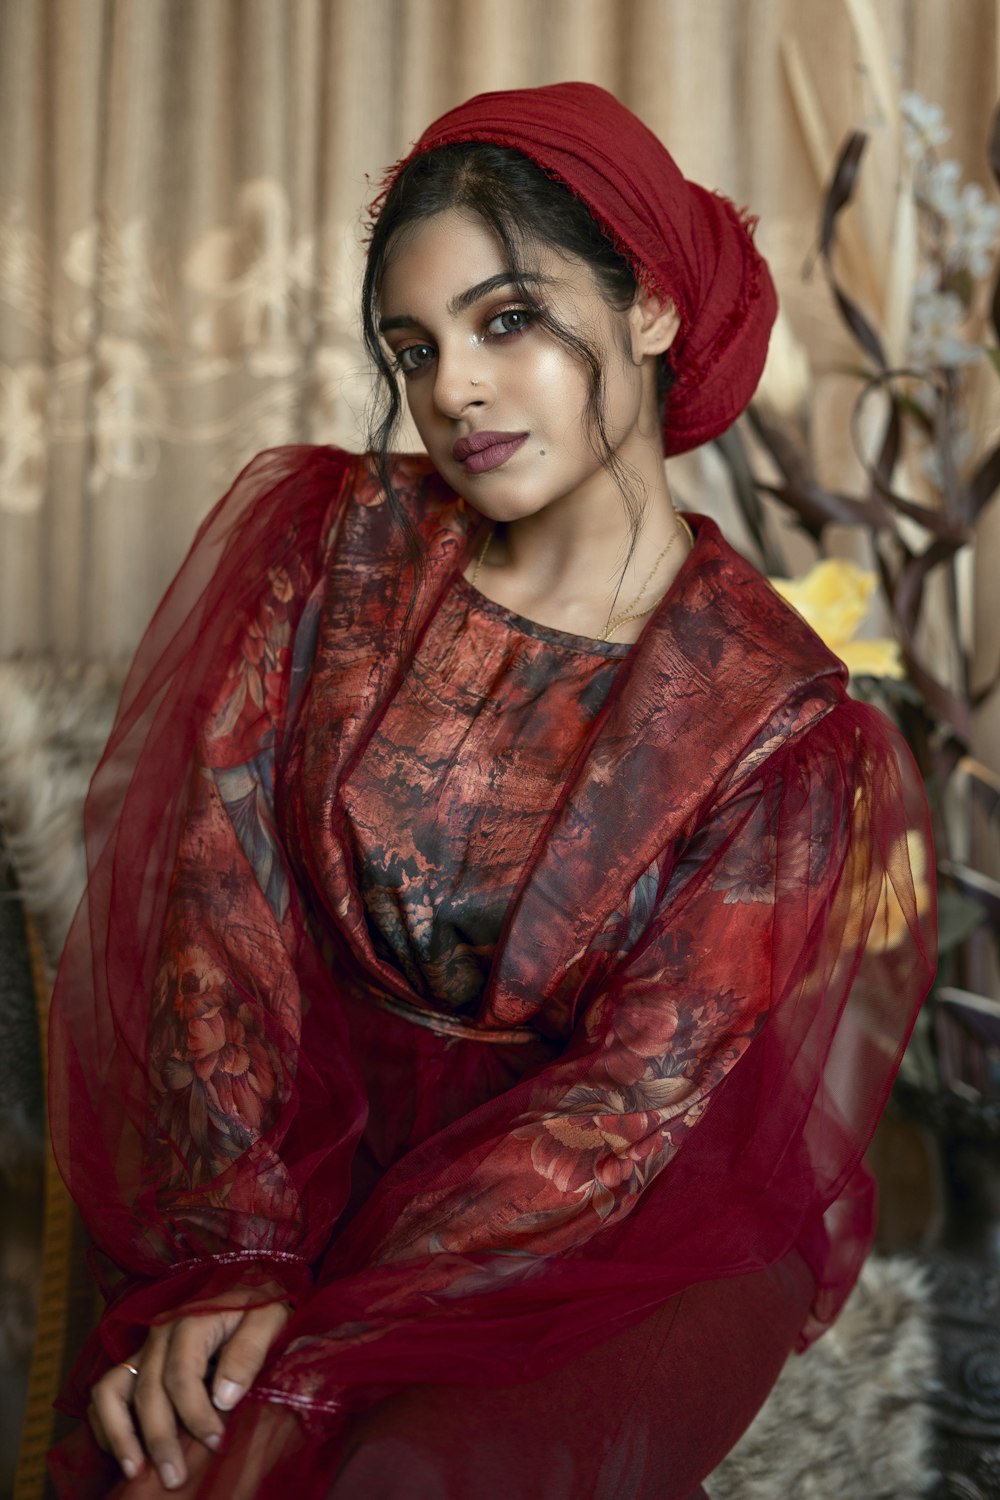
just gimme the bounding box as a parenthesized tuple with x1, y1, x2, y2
(201, 445, 459, 555)
(679, 515, 848, 693)
(634, 515, 848, 800)
(681, 521, 911, 785)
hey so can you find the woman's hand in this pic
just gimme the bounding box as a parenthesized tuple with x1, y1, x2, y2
(88, 1298, 292, 1491)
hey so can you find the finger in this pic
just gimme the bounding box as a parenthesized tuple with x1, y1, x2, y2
(90, 1363, 146, 1480)
(213, 1301, 292, 1412)
(132, 1327, 188, 1491)
(87, 1400, 109, 1453)
(161, 1316, 228, 1451)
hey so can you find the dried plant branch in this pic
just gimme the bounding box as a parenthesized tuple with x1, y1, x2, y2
(723, 87, 1000, 1090)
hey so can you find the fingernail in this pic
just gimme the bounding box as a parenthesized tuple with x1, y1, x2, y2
(205, 1432, 222, 1450)
(160, 1463, 181, 1490)
(213, 1378, 244, 1410)
(121, 1457, 138, 1480)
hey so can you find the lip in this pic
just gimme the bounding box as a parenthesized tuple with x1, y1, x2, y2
(452, 430, 529, 474)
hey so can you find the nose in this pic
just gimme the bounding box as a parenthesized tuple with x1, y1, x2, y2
(433, 344, 494, 420)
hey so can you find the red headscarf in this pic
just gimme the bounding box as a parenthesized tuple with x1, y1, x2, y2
(376, 81, 777, 456)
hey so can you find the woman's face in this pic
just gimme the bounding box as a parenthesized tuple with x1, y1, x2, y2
(377, 208, 671, 525)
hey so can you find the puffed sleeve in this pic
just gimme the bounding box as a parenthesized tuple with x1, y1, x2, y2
(49, 446, 363, 1394)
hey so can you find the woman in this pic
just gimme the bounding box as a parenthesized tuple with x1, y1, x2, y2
(49, 83, 935, 1499)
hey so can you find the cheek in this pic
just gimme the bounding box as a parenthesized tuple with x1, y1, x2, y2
(522, 343, 590, 433)
(402, 377, 438, 442)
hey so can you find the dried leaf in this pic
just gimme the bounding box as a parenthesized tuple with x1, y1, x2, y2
(820, 132, 868, 258)
(757, 480, 884, 536)
(748, 407, 885, 532)
(832, 285, 888, 369)
(842, 0, 899, 132)
(713, 426, 787, 574)
(818, 133, 889, 368)
(894, 537, 957, 635)
(871, 395, 901, 498)
(782, 37, 881, 305)
(900, 650, 972, 742)
(853, 376, 969, 538)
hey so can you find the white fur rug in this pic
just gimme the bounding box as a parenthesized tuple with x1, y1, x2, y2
(0, 660, 123, 1168)
(0, 659, 124, 971)
(707, 1256, 936, 1498)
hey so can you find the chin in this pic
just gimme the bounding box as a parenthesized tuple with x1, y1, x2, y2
(446, 467, 595, 523)
(454, 487, 563, 525)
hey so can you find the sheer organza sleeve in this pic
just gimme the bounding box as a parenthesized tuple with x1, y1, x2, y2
(49, 446, 364, 1386)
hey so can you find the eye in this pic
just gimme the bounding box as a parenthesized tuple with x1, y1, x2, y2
(394, 342, 436, 376)
(486, 306, 536, 338)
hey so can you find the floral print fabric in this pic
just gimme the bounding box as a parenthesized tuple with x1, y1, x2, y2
(341, 576, 628, 1011)
(48, 447, 936, 1500)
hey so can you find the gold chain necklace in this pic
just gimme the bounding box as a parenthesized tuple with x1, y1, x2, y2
(600, 517, 693, 640)
(469, 525, 494, 589)
(468, 516, 694, 641)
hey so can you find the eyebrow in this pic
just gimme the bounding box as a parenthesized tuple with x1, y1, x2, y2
(378, 271, 547, 334)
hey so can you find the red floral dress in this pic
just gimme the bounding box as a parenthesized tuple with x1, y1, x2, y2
(48, 447, 936, 1500)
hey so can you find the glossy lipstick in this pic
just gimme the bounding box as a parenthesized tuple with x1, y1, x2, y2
(453, 430, 528, 474)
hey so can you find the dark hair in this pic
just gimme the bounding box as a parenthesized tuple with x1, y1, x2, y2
(361, 143, 674, 568)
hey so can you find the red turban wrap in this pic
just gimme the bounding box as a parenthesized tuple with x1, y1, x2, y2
(377, 81, 777, 456)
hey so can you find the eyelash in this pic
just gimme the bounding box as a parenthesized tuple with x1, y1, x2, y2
(392, 304, 539, 377)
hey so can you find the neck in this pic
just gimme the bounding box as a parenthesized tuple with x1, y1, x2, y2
(467, 436, 688, 644)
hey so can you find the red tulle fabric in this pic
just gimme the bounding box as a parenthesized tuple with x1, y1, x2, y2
(49, 447, 935, 1498)
(378, 82, 778, 456)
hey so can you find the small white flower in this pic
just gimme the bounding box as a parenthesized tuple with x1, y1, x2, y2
(901, 92, 951, 162)
(920, 432, 974, 490)
(950, 183, 1000, 277)
(919, 158, 963, 220)
(901, 92, 951, 147)
(909, 286, 980, 368)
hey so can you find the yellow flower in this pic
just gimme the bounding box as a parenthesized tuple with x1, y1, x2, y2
(771, 560, 904, 679)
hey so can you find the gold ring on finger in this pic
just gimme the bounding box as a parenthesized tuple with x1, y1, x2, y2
(119, 1361, 140, 1378)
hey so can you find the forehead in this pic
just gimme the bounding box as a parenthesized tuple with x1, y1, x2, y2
(378, 207, 596, 315)
(381, 209, 505, 298)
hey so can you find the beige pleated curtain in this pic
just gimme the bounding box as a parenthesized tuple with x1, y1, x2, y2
(1, 0, 999, 763)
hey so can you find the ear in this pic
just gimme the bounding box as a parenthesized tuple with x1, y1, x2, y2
(627, 289, 679, 361)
